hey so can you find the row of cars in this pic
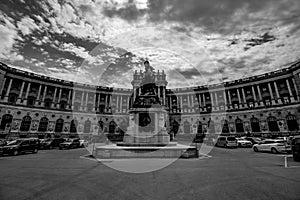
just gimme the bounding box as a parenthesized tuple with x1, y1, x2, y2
(0, 137, 89, 156)
(213, 135, 300, 161)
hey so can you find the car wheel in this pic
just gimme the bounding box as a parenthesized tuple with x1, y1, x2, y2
(32, 148, 38, 154)
(271, 147, 278, 154)
(12, 150, 19, 156)
(253, 147, 258, 152)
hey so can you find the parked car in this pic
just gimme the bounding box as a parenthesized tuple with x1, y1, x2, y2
(236, 138, 253, 147)
(242, 137, 262, 145)
(79, 139, 89, 148)
(0, 138, 39, 156)
(291, 136, 300, 161)
(0, 139, 8, 146)
(40, 138, 66, 149)
(59, 138, 81, 150)
(216, 136, 238, 148)
(252, 139, 291, 154)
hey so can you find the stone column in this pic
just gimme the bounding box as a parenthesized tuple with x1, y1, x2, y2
(127, 96, 130, 110)
(257, 85, 262, 105)
(198, 94, 202, 111)
(116, 95, 119, 113)
(210, 93, 214, 111)
(227, 90, 232, 109)
(120, 95, 123, 113)
(85, 92, 89, 111)
(24, 82, 31, 105)
(242, 88, 247, 107)
(81, 91, 85, 111)
(203, 94, 206, 111)
(4, 78, 13, 101)
(17, 81, 25, 103)
(268, 82, 275, 104)
(292, 78, 299, 101)
(251, 86, 258, 106)
(187, 95, 191, 108)
(214, 92, 219, 110)
(0, 77, 7, 99)
(191, 94, 194, 112)
(286, 79, 295, 102)
(274, 81, 282, 104)
(71, 90, 75, 109)
(41, 85, 47, 106)
(105, 94, 109, 112)
(223, 91, 227, 109)
(180, 95, 183, 113)
(35, 84, 42, 106)
(237, 88, 242, 107)
(68, 89, 72, 109)
(158, 86, 161, 100)
(57, 88, 62, 108)
(52, 87, 57, 108)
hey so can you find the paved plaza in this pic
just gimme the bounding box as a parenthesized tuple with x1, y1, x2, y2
(0, 147, 299, 200)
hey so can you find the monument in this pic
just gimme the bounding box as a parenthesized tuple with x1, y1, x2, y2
(94, 61, 198, 158)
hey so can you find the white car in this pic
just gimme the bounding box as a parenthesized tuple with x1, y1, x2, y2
(252, 139, 291, 154)
(236, 138, 252, 147)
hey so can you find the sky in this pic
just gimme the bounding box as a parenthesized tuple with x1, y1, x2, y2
(0, 0, 300, 88)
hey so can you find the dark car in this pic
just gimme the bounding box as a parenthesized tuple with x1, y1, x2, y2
(0, 138, 39, 156)
(291, 136, 300, 161)
(59, 138, 80, 150)
(40, 138, 66, 149)
(0, 139, 8, 146)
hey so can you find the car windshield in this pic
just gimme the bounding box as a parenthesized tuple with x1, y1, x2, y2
(7, 140, 23, 145)
(227, 137, 236, 141)
(65, 138, 73, 142)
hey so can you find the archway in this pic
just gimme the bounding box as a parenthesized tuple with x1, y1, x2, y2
(171, 120, 179, 135)
(54, 118, 64, 133)
(109, 121, 116, 134)
(38, 117, 49, 132)
(267, 116, 279, 132)
(20, 116, 32, 132)
(70, 120, 78, 133)
(286, 114, 299, 131)
(250, 117, 261, 132)
(235, 118, 244, 133)
(0, 114, 13, 130)
(222, 120, 229, 134)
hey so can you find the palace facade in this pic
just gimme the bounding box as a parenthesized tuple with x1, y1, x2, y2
(0, 59, 300, 139)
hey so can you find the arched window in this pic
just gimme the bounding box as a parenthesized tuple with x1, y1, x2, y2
(286, 114, 299, 131)
(183, 121, 191, 134)
(0, 114, 13, 130)
(84, 119, 91, 133)
(20, 116, 32, 132)
(222, 120, 229, 133)
(235, 118, 244, 133)
(197, 121, 202, 134)
(267, 116, 279, 132)
(250, 117, 261, 132)
(70, 120, 78, 133)
(38, 117, 49, 132)
(54, 118, 64, 133)
(109, 121, 116, 133)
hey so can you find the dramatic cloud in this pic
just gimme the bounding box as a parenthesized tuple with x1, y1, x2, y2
(0, 0, 299, 88)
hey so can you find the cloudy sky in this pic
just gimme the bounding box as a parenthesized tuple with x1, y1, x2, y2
(0, 0, 300, 88)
